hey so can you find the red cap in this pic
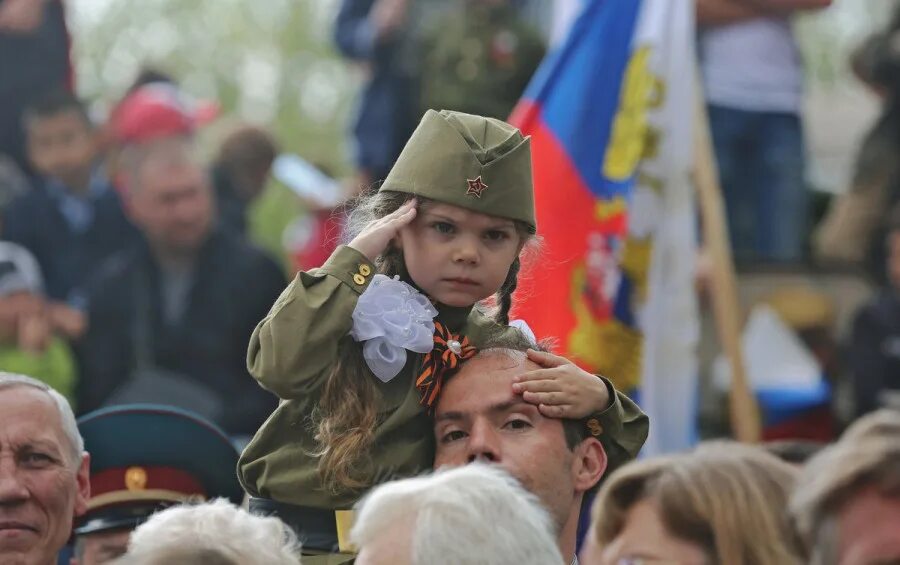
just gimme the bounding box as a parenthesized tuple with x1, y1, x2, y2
(109, 83, 219, 144)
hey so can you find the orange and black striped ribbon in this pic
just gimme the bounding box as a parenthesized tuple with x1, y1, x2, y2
(416, 321, 476, 412)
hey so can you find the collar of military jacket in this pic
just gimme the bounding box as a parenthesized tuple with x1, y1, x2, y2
(434, 302, 472, 333)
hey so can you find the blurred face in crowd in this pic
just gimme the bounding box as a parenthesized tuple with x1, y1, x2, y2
(0, 386, 90, 565)
(75, 529, 132, 565)
(433, 351, 605, 542)
(580, 498, 709, 565)
(126, 141, 214, 257)
(834, 486, 900, 565)
(26, 111, 97, 192)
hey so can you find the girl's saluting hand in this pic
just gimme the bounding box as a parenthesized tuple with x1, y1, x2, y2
(349, 199, 418, 261)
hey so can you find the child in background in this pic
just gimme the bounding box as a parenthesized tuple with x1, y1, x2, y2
(212, 124, 279, 236)
(0, 241, 83, 404)
(2, 90, 135, 302)
(239, 110, 648, 561)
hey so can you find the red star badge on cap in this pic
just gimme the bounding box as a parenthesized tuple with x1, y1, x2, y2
(466, 176, 489, 198)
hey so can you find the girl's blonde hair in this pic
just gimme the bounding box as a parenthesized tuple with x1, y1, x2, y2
(591, 441, 804, 565)
(313, 189, 534, 493)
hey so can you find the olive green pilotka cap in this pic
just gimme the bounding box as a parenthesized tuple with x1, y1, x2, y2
(380, 109, 536, 231)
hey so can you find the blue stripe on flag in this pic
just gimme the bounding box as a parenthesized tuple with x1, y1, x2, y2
(522, 0, 643, 201)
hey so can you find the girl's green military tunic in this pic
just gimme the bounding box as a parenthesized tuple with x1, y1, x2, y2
(237, 245, 649, 509)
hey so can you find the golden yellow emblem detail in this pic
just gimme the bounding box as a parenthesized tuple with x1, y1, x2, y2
(587, 418, 604, 437)
(359, 264, 372, 276)
(124, 466, 148, 491)
(603, 46, 663, 181)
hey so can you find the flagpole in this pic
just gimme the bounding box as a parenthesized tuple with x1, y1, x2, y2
(692, 80, 762, 444)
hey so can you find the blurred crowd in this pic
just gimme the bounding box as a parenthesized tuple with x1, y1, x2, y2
(696, 0, 900, 444)
(0, 0, 893, 448)
(0, 0, 899, 564)
(2, 372, 898, 564)
(0, 0, 551, 439)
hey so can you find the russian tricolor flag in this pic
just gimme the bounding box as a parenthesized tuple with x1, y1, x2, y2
(511, 0, 700, 456)
(510, 1, 640, 349)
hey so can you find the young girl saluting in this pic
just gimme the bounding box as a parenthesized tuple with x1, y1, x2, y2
(238, 110, 648, 559)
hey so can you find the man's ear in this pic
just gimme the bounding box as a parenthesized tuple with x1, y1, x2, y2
(572, 438, 607, 493)
(74, 452, 91, 517)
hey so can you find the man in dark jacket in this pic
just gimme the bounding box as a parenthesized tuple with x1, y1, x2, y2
(75, 135, 285, 437)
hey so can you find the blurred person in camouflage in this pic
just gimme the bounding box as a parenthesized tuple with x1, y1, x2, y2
(417, 0, 545, 121)
(334, 0, 545, 187)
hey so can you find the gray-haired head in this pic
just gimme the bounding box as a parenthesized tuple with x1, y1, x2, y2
(118, 135, 206, 193)
(114, 499, 301, 565)
(352, 463, 563, 565)
(0, 372, 84, 465)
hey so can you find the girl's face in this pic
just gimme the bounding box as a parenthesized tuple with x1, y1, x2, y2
(396, 202, 522, 307)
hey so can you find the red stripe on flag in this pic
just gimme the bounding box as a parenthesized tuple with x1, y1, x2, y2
(512, 114, 598, 355)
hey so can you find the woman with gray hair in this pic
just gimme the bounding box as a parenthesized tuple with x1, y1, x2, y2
(114, 499, 302, 565)
(352, 463, 564, 565)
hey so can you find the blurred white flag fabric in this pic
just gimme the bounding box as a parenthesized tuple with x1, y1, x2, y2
(631, 0, 700, 455)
